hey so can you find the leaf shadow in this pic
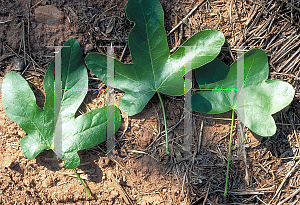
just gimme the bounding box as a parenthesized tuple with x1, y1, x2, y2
(128, 94, 161, 150)
(205, 109, 295, 159)
(253, 128, 294, 159)
(74, 89, 102, 118)
(249, 109, 295, 160)
(9, 162, 24, 175)
(74, 80, 123, 117)
(27, 81, 45, 109)
(35, 150, 63, 172)
(22, 68, 110, 183)
(35, 149, 104, 184)
(77, 150, 104, 184)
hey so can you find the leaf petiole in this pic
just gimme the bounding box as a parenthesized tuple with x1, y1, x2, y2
(224, 109, 235, 196)
(72, 169, 91, 195)
(157, 92, 169, 154)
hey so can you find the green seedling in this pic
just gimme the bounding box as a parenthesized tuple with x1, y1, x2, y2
(85, 0, 225, 154)
(190, 48, 295, 195)
(2, 38, 121, 194)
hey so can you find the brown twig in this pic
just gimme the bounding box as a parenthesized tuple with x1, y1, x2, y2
(119, 43, 127, 62)
(111, 173, 134, 205)
(277, 187, 300, 205)
(27, 0, 31, 54)
(280, 0, 300, 12)
(278, 46, 300, 72)
(68, 7, 78, 20)
(270, 35, 299, 64)
(245, 4, 257, 26)
(30, 0, 44, 9)
(197, 121, 204, 154)
(0, 20, 12, 24)
(202, 182, 210, 205)
(266, 22, 289, 49)
(167, 0, 207, 36)
(170, 24, 183, 53)
(269, 160, 300, 204)
(5, 45, 46, 74)
(22, 20, 26, 67)
(174, 15, 178, 47)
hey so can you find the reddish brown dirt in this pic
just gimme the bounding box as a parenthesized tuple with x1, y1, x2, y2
(1, 0, 300, 204)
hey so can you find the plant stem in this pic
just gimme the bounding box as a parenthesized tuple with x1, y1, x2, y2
(72, 169, 91, 195)
(224, 109, 235, 196)
(157, 92, 169, 154)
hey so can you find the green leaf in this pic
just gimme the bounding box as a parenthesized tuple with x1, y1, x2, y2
(2, 38, 121, 169)
(85, 0, 225, 116)
(191, 48, 295, 136)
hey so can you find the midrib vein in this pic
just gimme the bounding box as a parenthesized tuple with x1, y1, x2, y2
(141, 5, 156, 89)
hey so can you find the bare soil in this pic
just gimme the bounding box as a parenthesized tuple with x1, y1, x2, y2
(1, 0, 300, 204)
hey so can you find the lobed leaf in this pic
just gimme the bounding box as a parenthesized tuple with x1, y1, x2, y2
(191, 48, 295, 136)
(2, 38, 121, 169)
(85, 0, 225, 116)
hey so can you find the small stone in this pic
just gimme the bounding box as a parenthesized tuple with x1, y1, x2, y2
(173, 188, 179, 196)
(3, 157, 14, 168)
(11, 57, 25, 71)
(24, 178, 33, 186)
(41, 180, 49, 188)
(85, 44, 94, 53)
(106, 18, 115, 34)
(18, 130, 26, 137)
(290, 148, 296, 157)
(224, 32, 231, 38)
(174, 109, 180, 115)
(35, 5, 64, 26)
(110, 190, 119, 197)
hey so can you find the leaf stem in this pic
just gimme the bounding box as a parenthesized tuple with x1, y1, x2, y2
(157, 92, 169, 154)
(72, 169, 91, 195)
(224, 109, 235, 196)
